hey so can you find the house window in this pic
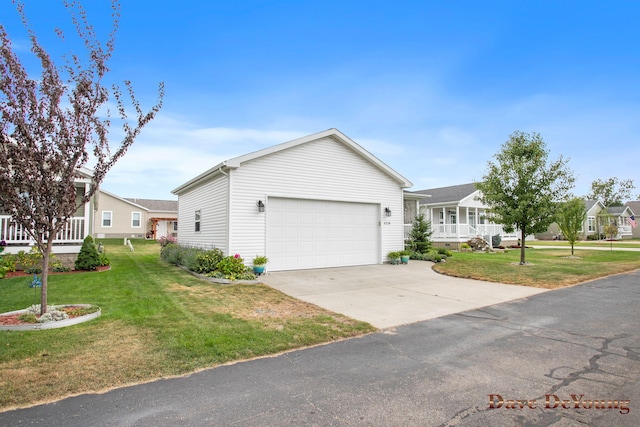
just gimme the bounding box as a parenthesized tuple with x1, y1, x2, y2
(102, 211, 112, 227)
(195, 210, 201, 232)
(587, 216, 596, 232)
(438, 211, 444, 224)
(173, 221, 178, 231)
(131, 212, 141, 228)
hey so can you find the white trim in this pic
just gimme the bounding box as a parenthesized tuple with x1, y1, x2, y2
(101, 211, 112, 228)
(131, 211, 142, 228)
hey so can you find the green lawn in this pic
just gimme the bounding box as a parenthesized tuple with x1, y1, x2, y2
(527, 239, 640, 248)
(0, 239, 374, 411)
(434, 247, 640, 288)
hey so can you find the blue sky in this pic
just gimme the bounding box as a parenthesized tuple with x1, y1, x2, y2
(2, 1, 639, 200)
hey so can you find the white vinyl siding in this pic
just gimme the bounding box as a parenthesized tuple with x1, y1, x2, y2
(227, 136, 403, 267)
(177, 174, 228, 250)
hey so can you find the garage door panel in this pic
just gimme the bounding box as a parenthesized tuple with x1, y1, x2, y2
(268, 198, 379, 271)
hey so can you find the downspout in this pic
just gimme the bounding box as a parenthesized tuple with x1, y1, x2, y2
(218, 166, 230, 255)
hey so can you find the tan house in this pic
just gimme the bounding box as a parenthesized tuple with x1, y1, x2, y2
(93, 190, 178, 240)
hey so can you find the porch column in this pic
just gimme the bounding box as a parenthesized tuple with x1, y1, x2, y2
(456, 206, 460, 238)
(84, 182, 91, 239)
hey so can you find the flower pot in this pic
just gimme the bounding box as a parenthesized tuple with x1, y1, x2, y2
(400, 255, 410, 264)
(389, 258, 400, 265)
(253, 265, 265, 275)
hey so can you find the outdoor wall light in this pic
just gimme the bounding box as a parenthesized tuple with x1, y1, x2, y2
(384, 207, 392, 217)
(257, 200, 265, 213)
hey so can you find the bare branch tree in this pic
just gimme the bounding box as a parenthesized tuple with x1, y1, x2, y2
(0, 0, 164, 314)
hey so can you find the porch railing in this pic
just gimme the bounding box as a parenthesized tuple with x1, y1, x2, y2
(404, 223, 519, 241)
(0, 215, 87, 245)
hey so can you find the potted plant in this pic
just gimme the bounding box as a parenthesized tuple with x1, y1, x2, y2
(387, 251, 401, 265)
(252, 255, 268, 275)
(399, 250, 411, 264)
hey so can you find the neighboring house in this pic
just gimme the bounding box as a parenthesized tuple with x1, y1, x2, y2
(537, 200, 605, 241)
(624, 201, 639, 239)
(405, 183, 519, 249)
(604, 205, 635, 240)
(539, 200, 635, 241)
(93, 190, 178, 240)
(0, 167, 94, 255)
(172, 128, 412, 271)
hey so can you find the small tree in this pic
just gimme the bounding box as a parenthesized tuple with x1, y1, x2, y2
(475, 131, 575, 265)
(603, 224, 619, 241)
(0, 1, 164, 314)
(406, 213, 432, 254)
(556, 197, 587, 256)
(75, 236, 100, 271)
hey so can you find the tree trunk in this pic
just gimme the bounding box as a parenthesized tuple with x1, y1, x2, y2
(520, 228, 526, 265)
(39, 240, 54, 315)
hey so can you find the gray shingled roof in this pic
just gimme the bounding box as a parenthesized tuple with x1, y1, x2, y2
(124, 198, 178, 212)
(607, 205, 629, 215)
(410, 183, 478, 204)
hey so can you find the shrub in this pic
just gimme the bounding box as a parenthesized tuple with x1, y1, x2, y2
(160, 243, 182, 265)
(491, 234, 502, 248)
(18, 247, 43, 274)
(210, 255, 254, 281)
(192, 248, 224, 274)
(252, 255, 268, 266)
(437, 248, 453, 257)
(158, 235, 177, 247)
(424, 249, 443, 262)
(75, 236, 101, 271)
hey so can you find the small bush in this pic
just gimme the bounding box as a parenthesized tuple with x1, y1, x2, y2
(18, 313, 37, 323)
(192, 248, 224, 274)
(437, 248, 453, 257)
(491, 234, 502, 248)
(211, 255, 254, 281)
(75, 236, 101, 271)
(160, 243, 182, 265)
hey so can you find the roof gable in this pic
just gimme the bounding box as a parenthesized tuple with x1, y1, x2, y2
(124, 198, 178, 212)
(624, 201, 639, 216)
(172, 128, 412, 194)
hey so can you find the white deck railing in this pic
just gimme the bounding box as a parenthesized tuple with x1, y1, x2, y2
(404, 223, 519, 241)
(0, 215, 87, 245)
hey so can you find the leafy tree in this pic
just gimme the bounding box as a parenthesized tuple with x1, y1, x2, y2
(603, 224, 619, 241)
(475, 131, 575, 265)
(586, 178, 635, 207)
(405, 213, 432, 254)
(0, 1, 164, 314)
(556, 197, 586, 256)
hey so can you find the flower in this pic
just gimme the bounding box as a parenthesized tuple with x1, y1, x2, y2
(0, 240, 6, 246)
(234, 253, 240, 258)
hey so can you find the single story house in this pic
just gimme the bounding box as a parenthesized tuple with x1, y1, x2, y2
(93, 190, 178, 240)
(405, 183, 519, 249)
(624, 201, 639, 239)
(172, 128, 412, 271)
(1, 167, 94, 255)
(538, 200, 635, 241)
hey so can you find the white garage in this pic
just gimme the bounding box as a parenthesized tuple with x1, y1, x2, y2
(172, 128, 413, 271)
(267, 198, 380, 270)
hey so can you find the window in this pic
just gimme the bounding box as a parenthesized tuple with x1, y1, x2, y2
(102, 211, 112, 227)
(195, 210, 201, 232)
(587, 216, 596, 232)
(173, 221, 178, 231)
(131, 212, 141, 228)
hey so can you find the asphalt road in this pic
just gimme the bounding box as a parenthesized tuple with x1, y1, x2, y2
(1, 270, 639, 426)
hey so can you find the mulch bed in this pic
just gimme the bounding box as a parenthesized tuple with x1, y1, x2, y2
(3, 265, 110, 279)
(0, 305, 90, 326)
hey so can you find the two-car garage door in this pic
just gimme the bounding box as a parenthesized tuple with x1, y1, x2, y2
(267, 198, 380, 271)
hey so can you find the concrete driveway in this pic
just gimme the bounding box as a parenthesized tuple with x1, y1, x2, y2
(263, 261, 546, 329)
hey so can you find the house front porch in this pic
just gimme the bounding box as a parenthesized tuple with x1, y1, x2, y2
(0, 215, 89, 254)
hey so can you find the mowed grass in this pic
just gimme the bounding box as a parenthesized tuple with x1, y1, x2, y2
(0, 240, 374, 411)
(433, 247, 640, 288)
(527, 239, 640, 248)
